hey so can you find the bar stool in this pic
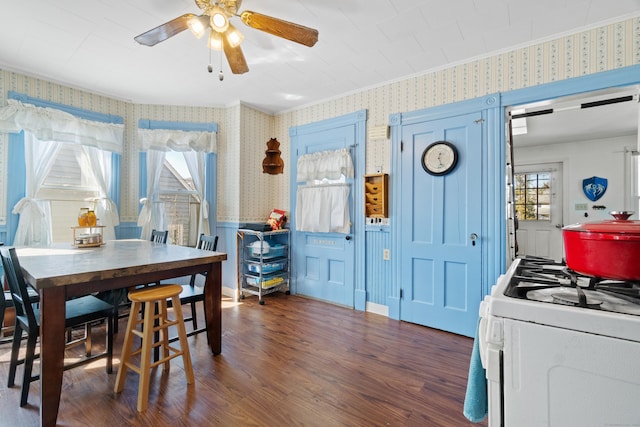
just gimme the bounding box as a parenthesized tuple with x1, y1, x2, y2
(114, 284, 194, 412)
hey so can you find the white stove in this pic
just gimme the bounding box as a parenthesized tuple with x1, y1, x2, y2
(479, 257, 640, 426)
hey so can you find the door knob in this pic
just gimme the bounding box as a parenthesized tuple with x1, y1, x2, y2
(470, 233, 478, 246)
(345, 235, 352, 241)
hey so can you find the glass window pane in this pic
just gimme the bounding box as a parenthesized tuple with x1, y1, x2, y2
(158, 151, 200, 246)
(514, 171, 553, 221)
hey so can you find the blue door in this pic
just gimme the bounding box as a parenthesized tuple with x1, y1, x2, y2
(399, 112, 483, 337)
(290, 113, 365, 307)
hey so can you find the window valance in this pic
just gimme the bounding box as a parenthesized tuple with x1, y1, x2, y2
(138, 128, 217, 153)
(0, 99, 124, 153)
(297, 148, 354, 182)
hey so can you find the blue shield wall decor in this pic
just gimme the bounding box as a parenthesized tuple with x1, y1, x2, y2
(582, 176, 607, 201)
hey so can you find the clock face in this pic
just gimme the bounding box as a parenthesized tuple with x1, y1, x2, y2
(421, 141, 458, 176)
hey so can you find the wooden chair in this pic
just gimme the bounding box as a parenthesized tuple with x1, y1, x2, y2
(112, 229, 169, 333)
(169, 233, 218, 342)
(0, 279, 38, 346)
(0, 247, 114, 407)
(147, 229, 168, 288)
(150, 229, 168, 244)
(114, 284, 194, 412)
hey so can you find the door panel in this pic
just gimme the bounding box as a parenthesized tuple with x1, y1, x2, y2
(291, 125, 356, 307)
(400, 112, 483, 337)
(515, 163, 564, 262)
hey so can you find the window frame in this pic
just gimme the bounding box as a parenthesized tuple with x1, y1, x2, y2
(3, 91, 122, 245)
(137, 119, 218, 247)
(514, 171, 552, 221)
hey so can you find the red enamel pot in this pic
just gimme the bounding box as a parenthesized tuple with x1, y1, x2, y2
(562, 212, 640, 280)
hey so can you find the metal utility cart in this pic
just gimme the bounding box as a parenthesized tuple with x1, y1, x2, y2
(237, 228, 290, 305)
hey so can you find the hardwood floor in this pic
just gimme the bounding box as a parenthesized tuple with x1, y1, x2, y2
(0, 292, 487, 426)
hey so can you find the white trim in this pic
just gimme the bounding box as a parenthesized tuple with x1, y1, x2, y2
(366, 301, 389, 317)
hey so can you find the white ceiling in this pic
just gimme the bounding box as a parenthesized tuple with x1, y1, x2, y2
(1, 0, 640, 115)
(512, 86, 640, 146)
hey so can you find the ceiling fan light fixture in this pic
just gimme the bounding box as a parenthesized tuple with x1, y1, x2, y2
(187, 16, 208, 39)
(208, 30, 223, 51)
(225, 24, 244, 48)
(209, 7, 229, 33)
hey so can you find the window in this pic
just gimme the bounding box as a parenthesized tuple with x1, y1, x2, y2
(514, 172, 551, 221)
(157, 151, 200, 246)
(36, 142, 103, 243)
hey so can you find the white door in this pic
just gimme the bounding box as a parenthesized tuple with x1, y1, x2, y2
(514, 162, 564, 261)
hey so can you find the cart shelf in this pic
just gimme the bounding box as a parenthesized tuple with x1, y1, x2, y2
(237, 228, 290, 305)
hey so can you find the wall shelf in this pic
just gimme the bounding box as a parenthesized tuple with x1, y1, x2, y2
(364, 173, 389, 218)
(262, 138, 284, 175)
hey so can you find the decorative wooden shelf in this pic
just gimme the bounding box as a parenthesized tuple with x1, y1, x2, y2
(262, 138, 284, 175)
(364, 173, 389, 218)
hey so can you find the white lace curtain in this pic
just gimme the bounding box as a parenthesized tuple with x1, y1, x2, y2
(0, 99, 124, 246)
(297, 148, 354, 182)
(0, 99, 124, 153)
(138, 150, 166, 240)
(137, 128, 217, 153)
(295, 148, 353, 234)
(136, 128, 216, 240)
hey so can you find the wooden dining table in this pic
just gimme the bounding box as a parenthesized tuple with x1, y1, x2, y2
(15, 239, 227, 427)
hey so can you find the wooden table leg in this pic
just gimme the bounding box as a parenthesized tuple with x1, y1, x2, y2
(204, 262, 222, 355)
(39, 286, 66, 427)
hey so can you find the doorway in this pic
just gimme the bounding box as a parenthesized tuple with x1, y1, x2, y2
(514, 162, 564, 261)
(508, 85, 640, 263)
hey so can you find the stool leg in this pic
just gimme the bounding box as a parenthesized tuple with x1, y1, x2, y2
(85, 323, 92, 357)
(171, 295, 194, 384)
(158, 299, 171, 372)
(114, 301, 140, 393)
(137, 300, 155, 412)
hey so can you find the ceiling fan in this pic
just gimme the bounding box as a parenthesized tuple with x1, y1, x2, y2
(134, 0, 319, 75)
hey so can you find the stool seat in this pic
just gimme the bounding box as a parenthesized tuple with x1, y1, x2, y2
(128, 284, 183, 302)
(114, 283, 194, 412)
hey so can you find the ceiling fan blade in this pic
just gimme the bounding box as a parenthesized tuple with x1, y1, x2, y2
(223, 36, 249, 74)
(134, 13, 205, 46)
(240, 11, 318, 47)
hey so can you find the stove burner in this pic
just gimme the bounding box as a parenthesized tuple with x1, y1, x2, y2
(506, 256, 640, 315)
(551, 291, 602, 308)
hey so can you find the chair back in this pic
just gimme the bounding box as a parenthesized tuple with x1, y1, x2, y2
(196, 234, 218, 252)
(0, 247, 38, 329)
(150, 229, 168, 244)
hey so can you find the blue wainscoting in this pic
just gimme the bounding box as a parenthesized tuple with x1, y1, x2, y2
(215, 222, 249, 296)
(115, 222, 141, 239)
(365, 225, 392, 310)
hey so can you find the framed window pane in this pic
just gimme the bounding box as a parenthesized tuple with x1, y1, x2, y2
(514, 172, 551, 221)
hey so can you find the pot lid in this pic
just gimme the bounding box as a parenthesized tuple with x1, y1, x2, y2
(563, 219, 640, 234)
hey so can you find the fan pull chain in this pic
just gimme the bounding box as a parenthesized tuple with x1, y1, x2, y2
(218, 50, 224, 81)
(207, 44, 213, 74)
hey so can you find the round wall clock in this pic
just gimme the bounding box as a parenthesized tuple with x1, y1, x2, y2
(421, 141, 458, 176)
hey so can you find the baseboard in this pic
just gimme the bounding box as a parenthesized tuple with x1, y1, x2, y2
(365, 301, 389, 317)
